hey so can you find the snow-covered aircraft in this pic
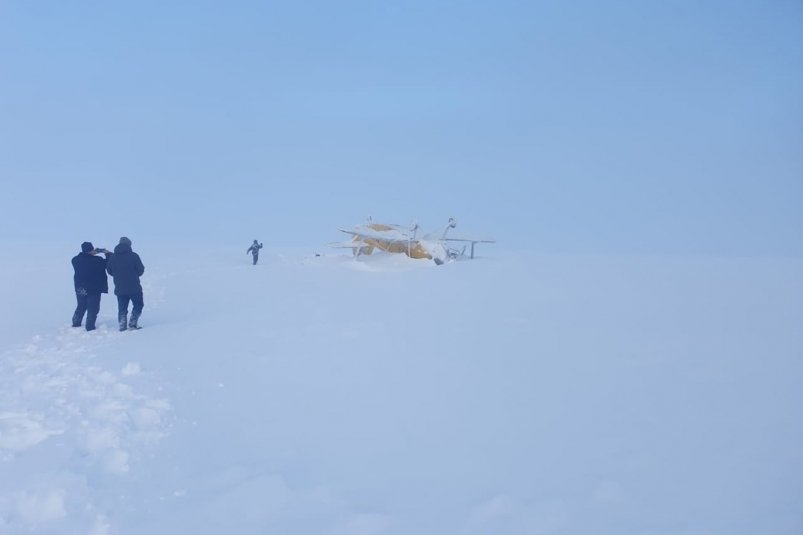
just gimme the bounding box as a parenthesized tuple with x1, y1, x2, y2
(331, 218, 495, 265)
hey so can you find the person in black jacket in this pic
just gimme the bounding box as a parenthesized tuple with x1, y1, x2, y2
(246, 239, 263, 265)
(71, 241, 111, 331)
(106, 236, 145, 331)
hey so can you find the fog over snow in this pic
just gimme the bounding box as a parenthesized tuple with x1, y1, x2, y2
(1, 1, 801, 255)
(1, 1, 802, 533)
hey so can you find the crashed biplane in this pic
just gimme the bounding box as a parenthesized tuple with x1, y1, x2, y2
(330, 218, 495, 265)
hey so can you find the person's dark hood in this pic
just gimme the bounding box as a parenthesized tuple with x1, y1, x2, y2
(114, 243, 132, 254)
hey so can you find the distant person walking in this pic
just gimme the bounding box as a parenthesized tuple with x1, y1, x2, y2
(247, 240, 263, 265)
(71, 242, 111, 331)
(107, 236, 145, 331)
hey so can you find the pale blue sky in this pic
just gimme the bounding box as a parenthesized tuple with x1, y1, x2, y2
(1, 1, 801, 255)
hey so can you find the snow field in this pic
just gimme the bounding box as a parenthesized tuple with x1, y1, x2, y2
(0, 325, 170, 533)
(1, 246, 802, 534)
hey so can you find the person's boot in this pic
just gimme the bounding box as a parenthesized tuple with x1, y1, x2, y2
(119, 313, 128, 332)
(128, 311, 141, 330)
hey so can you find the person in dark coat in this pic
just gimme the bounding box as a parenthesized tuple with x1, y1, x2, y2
(106, 236, 145, 331)
(246, 240, 263, 265)
(71, 242, 111, 331)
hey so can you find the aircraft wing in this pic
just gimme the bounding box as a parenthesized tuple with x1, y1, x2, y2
(443, 236, 496, 243)
(338, 227, 413, 244)
(441, 234, 495, 259)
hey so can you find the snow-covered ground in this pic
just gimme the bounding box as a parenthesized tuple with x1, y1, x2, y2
(1, 244, 802, 534)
